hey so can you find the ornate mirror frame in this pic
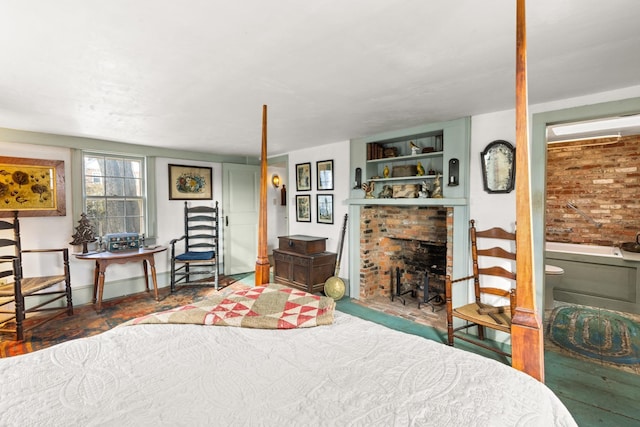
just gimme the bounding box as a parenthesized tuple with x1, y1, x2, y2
(480, 140, 515, 193)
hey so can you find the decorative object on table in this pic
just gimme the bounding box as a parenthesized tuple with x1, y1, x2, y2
(324, 213, 348, 301)
(392, 164, 417, 177)
(431, 173, 443, 198)
(316, 194, 333, 224)
(480, 140, 515, 193)
(416, 161, 425, 176)
(383, 165, 390, 178)
(316, 160, 333, 190)
(362, 181, 375, 199)
(0, 156, 65, 217)
(70, 212, 97, 254)
(105, 233, 141, 252)
(392, 184, 419, 198)
(409, 140, 420, 155)
(378, 185, 393, 198)
(295, 162, 312, 191)
(168, 164, 213, 200)
(419, 181, 431, 198)
(448, 158, 460, 186)
(295, 194, 311, 222)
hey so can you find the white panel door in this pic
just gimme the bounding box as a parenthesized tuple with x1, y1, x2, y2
(222, 163, 260, 275)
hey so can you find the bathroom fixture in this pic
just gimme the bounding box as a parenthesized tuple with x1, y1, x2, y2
(566, 202, 602, 228)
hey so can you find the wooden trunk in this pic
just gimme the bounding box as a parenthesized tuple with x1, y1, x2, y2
(274, 235, 336, 293)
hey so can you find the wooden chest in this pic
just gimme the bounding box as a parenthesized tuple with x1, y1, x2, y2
(273, 249, 337, 294)
(278, 235, 327, 254)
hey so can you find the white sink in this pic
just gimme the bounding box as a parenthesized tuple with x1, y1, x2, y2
(620, 242, 640, 261)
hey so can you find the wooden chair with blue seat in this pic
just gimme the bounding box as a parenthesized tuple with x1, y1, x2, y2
(170, 201, 221, 292)
(0, 211, 73, 341)
(445, 219, 517, 359)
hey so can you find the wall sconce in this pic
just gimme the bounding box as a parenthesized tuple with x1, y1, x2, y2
(271, 174, 280, 189)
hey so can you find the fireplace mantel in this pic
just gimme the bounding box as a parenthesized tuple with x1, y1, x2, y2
(347, 198, 467, 207)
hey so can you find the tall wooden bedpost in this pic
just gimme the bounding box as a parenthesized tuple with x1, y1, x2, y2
(511, 0, 545, 381)
(255, 104, 271, 285)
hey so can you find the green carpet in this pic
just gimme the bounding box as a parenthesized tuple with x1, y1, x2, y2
(549, 306, 640, 365)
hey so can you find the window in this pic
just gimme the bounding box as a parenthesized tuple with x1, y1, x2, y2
(82, 152, 146, 237)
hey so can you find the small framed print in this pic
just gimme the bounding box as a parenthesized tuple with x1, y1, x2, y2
(316, 194, 333, 224)
(296, 194, 311, 222)
(316, 159, 333, 190)
(296, 162, 311, 191)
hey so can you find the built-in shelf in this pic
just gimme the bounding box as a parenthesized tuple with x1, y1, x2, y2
(346, 198, 467, 206)
(366, 151, 442, 164)
(368, 175, 437, 183)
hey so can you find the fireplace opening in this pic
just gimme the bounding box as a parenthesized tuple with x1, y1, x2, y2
(358, 205, 453, 328)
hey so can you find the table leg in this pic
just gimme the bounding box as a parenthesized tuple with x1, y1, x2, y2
(96, 262, 107, 312)
(142, 259, 150, 291)
(149, 256, 160, 301)
(92, 260, 99, 304)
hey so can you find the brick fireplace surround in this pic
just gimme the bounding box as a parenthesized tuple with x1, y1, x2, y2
(359, 205, 454, 304)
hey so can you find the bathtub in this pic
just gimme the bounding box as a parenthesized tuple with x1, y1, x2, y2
(545, 241, 640, 314)
(545, 241, 622, 258)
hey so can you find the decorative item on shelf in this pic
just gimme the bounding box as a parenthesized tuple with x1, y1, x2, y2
(419, 181, 431, 198)
(435, 135, 443, 151)
(431, 173, 443, 198)
(383, 146, 398, 158)
(428, 166, 436, 175)
(362, 181, 376, 199)
(392, 184, 419, 198)
(422, 147, 435, 153)
(378, 185, 393, 198)
(383, 165, 390, 178)
(70, 213, 97, 254)
(409, 140, 420, 155)
(392, 164, 417, 177)
(416, 161, 425, 176)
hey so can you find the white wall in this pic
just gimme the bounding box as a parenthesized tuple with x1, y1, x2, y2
(266, 164, 288, 253)
(286, 140, 351, 278)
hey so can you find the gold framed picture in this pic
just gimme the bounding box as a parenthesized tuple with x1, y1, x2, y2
(0, 156, 65, 217)
(168, 164, 213, 200)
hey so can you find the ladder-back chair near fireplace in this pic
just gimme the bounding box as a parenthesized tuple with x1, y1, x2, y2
(170, 201, 220, 292)
(445, 219, 516, 359)
(0, 211, 73, 341)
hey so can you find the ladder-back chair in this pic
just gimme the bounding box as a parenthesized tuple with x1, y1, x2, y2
(445, 219, 516, 358)
(0, 211, 73, 341)
(170, 201, 220, 292)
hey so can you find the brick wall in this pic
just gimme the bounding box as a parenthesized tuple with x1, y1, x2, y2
(359, 205, 451, 299)
(546, 135, 640, 245)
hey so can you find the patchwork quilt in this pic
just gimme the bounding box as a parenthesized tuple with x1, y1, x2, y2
(125, 283, 335, 329)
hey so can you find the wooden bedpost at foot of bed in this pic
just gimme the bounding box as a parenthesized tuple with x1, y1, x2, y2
(256, 104, 270, 286)
(511, 0, 544, 382)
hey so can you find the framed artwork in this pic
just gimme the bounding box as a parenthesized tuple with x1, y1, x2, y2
(480, 140, 515, 193)
(295, 162, 311, 191)
(0, 156, 65, 217)
(168, 164, 213, 200)
(295, 194, 311, 222)
(316, 159, 334, 190)
(316, 194, 333, 224)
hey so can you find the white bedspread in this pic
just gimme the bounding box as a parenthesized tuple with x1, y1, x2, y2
(0, 312, 576, 426)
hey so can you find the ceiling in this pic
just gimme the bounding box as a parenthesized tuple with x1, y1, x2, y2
(1, 1, 640, 158)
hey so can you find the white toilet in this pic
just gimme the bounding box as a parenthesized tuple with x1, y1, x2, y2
(544, 265, 564, 310)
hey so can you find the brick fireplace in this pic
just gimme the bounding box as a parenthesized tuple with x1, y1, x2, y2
(359, 205, 454, 303)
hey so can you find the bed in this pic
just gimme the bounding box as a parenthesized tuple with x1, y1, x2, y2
(0, 284, 576, 426)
